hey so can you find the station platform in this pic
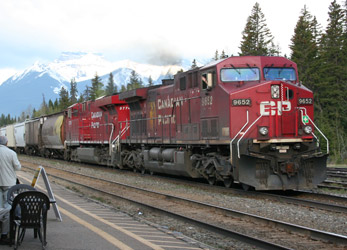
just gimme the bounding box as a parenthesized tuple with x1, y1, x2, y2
(4, 170, 208, 250)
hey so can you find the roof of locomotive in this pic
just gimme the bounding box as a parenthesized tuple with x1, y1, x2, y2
(202, 56, 297, 70)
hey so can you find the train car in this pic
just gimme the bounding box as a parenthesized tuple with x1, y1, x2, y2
(14, 122, 26, 153)
(64, 95, 130, 166)
(41, 112, 65, 158)
(25, 118, 41, 155)
(0, 127, 5, 137)
(5, 124, 16, 149)
(116, 56, 328, 190)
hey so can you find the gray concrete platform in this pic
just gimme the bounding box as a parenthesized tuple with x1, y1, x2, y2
(0, 170, 206, 250)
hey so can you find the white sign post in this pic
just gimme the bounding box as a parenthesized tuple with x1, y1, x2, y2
(31, 166, 62, 222)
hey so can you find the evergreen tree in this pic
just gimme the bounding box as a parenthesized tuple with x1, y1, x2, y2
(220, 50, 228, 59)
(239, 2, 280, 56)
(148, 75, 154, 86)
(191, 59, 198, 69)
(40, 94, 48, 115)
(53, 99, 59, 110)
(213, 50, 219, 60)
(290, 5, 321, 90)
(31, 109, 36, 118)
(78, 94, 85, 103)
(59, 86, 70, 110)
(70, 78, 78, 104)
(83, 86, 91, 101)
(90, 73, 104, 100)
(120, 84, 127, 92)
(105, 72, 116, 95)
(48, 99, 54, 111)
(317, 0, 347, 162)
(127, 70, 143, 90)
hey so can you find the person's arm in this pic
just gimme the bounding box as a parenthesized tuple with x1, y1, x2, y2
(12, 153, 21, 171)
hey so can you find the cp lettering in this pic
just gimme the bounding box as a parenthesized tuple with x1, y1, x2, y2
(260, 101, 291, 116)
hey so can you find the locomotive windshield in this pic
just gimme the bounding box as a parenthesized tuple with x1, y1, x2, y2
(264, 67, 296, 81)
(220, 68, 260, 82)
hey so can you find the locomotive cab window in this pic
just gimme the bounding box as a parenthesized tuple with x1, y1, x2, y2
(264, 67, 296, 81)
(180, 76, 186, 90)
(221, 67, 260, 82)
(72, 109, 78, 117)
(201, 72, 215, 90)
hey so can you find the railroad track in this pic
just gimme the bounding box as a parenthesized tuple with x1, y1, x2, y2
(18, 155, 347, 212)
(20, 162, 347, 250)
(320, 167, 347, 191)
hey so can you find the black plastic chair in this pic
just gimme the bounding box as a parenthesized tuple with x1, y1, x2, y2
(10, 191, 50, 250)
(7, 184, 37, 245)
(7, 184, 36, 206)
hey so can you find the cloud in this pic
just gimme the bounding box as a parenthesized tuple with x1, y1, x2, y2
(0, 0, 332, 69)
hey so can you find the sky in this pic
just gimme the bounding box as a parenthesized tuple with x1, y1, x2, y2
(0, 0, 336, 83)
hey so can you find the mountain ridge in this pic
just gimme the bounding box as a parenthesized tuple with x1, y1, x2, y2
(0, 52, 193, 116)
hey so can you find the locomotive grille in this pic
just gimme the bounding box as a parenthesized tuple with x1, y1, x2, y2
(211, 119, 218, 137)
(202, 120, 208, 137)
(201, 119, 218, 138)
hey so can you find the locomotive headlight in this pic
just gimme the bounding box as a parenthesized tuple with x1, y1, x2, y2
(304, 125, 312, 134)
(259, 126, 269, 136)
(271, 85, 280, 99)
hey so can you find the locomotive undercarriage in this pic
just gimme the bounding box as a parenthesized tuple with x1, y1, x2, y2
(65, 144, 111, 166)
(40, 148, 64, 159)
(115, 144, 234, 187)
(234, 139, 327, 190)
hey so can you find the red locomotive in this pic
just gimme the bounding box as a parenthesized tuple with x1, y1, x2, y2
(3, 56, 328, 190)
(113, 56, 328, 190)
(64, 94, 130, 165)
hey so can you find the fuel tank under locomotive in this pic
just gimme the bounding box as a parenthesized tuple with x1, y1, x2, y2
(143, 147, 200, 178)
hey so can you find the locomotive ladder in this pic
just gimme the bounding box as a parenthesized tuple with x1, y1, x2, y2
(111, 121, 130, 154)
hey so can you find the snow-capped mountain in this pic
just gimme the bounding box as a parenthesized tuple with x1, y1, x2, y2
(0, 52, 187, 116)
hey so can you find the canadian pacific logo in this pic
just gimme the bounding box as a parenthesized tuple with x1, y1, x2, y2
(260, 101, 291, 116)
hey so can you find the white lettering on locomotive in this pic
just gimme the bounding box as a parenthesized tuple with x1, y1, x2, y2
(202, 96, 213, 106)
(91, 111, 103, 119)
(158, 115, 176, 125)
(91, 122, 100, 128)
(157, 96, 184, 110)
(260, 101, 291, 116)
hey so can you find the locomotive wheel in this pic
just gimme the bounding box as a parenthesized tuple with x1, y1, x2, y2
(207, 177, 216, 185)
(242, 183, 254, 191)
(242, 183, 249, 191)
(223, 178, 233, 188)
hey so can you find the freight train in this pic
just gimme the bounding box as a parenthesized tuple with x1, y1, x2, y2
(1, 56, 329, 190)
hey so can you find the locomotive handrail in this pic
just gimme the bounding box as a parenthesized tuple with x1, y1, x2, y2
(230, 110, 249, 164)
(237, 113, 264, 159)
(112, 121, 130, 152)
(107, 123, 115, 156)
(299, 108, 329, 154)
